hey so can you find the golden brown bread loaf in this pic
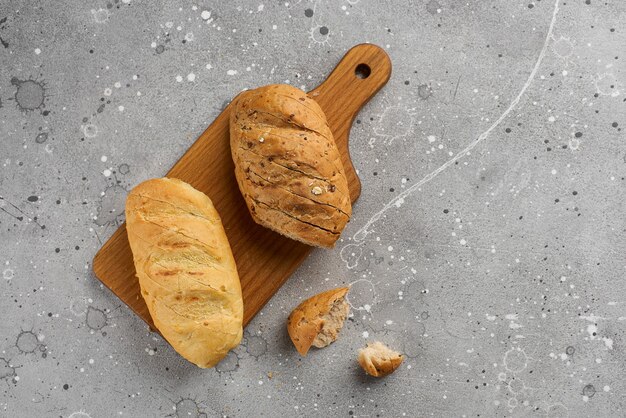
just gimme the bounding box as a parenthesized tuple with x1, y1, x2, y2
(357, 341, 404, 377)
(125, 177, 243, 368)
(287, 287, 350, 356)
(230, 84, 352, 248)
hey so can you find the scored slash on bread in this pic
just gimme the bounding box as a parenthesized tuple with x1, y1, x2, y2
(287, 287, 350, 356)
(357, 341, 404, 377)
(230, 84, 352, 248)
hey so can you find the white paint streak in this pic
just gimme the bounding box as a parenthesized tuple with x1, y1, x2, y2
(350, 0, 561, 243)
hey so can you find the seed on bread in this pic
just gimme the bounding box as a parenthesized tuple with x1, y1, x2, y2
(311, 186, 323, 195)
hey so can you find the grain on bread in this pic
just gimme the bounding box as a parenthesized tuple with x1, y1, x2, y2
(125, 177, 243, 368)
(287, 287, 350, 356)
(230, 84, 352, 248)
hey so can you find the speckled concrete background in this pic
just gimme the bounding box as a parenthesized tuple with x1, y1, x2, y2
(0, 0, 624, 417)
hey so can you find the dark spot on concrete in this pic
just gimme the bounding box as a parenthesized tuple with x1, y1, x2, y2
(86, 306, 107, 330)
(118, 163, 130, 175)
(566, 346, 575, 355)
(155, 45, 165, 54)
(12, 78, 46, 111)
(27, 196, 38, 202)
(63, 383, 69, 390)
(418, 84, 432, 99)
(304, 8, 314, 17)
(16, 331, 39, 353)
(583, 384, 596, 398)
(97, 103, 105, 113)
(35, 132, 48, 144)
(575, 131, 583, 138)
(319, 26, 329, 35)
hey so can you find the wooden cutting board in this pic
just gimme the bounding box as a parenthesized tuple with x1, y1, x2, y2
(92, 43, 392, 329)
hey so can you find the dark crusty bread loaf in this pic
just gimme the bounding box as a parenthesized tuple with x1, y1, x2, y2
(229, 84, 352, 248)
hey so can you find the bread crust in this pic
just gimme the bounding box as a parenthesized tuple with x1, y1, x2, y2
(358, 341, 404, 377)
(230, 84, 352, 248)
(125, 177, 243, 368)
(287, 287, 350, 356)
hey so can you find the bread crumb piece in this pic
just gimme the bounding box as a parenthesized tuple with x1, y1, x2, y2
(358, 341, 404, 377)
(311, 186, 323, 195)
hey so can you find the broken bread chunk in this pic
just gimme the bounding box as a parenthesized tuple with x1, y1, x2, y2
(358, 341, 404, 377)
(287, 287, 350, 356)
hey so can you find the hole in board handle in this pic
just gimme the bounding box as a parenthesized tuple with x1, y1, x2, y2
(355, 63, 371, 79)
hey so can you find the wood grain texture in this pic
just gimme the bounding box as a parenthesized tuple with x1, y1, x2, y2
(92, 43, 391, 329)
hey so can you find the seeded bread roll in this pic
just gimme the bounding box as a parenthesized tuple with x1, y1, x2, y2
(125, 177, 243, 368)
(230, 84, 352, 248)
(358, 341, 404, 377)
(287, 287, 350, 356)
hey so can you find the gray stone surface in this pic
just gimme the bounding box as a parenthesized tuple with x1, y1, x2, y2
(0, 0, 624, 416)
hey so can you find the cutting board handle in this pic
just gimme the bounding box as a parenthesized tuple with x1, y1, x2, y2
(310, 43, 392, 124)
(309, 43, 391, 201)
